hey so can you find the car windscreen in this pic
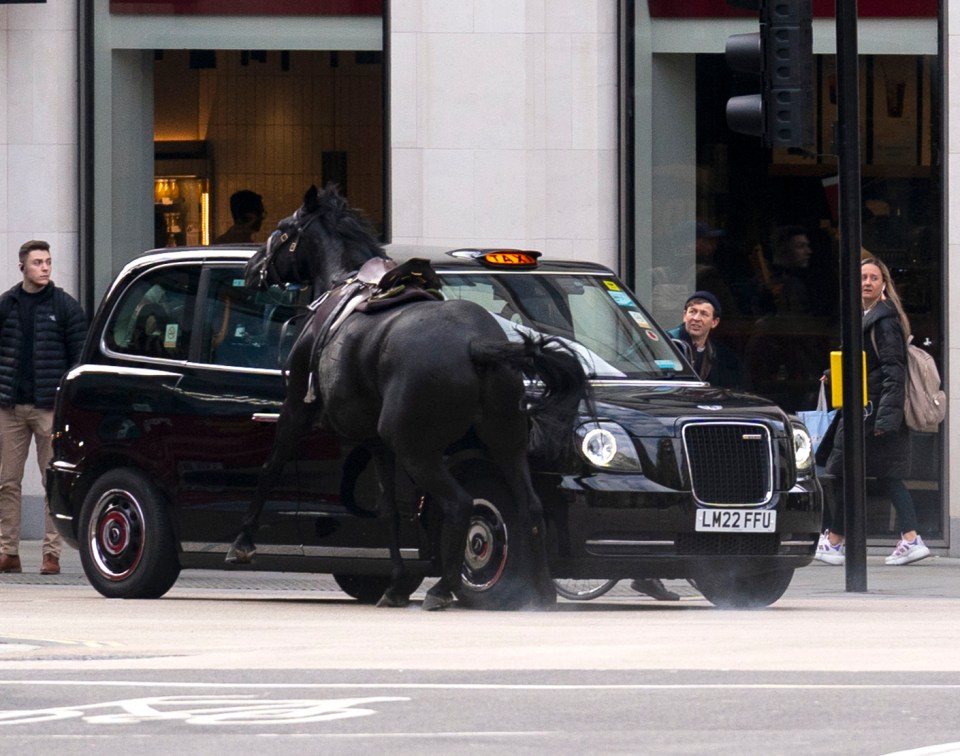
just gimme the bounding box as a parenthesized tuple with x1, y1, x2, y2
(438, 272, 697, 380)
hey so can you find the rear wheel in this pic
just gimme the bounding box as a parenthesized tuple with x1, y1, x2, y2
(333, 573, 424, 604)
(692, 566, 794, 609)
(554, 578, 619, 601)
(78, 468, 181, 599)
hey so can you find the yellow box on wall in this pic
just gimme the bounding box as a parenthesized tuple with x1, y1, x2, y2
(829, 351, 868, 408)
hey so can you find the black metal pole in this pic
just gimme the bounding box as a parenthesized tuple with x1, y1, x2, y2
(835, 0, 867, 591)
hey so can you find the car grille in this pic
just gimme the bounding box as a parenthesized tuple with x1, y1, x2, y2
(682, 422, 773, 505)
(676, 532, 780, 556)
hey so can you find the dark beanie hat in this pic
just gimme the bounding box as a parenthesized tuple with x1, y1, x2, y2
(685, 290, 721, 318)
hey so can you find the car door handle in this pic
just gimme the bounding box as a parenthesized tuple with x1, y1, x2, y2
(252, 412, 280, 423)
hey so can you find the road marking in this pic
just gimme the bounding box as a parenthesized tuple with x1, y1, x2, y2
(884, 746, 960, 756)
(4, 680, 960, 691)
(0, 636, 121, 649)
(256, 732, 556, 739)
(0, 645, 40, 654)
(0, 695, 409, 726)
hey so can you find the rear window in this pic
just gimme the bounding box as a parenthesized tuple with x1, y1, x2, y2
(104, 264, 199, 361)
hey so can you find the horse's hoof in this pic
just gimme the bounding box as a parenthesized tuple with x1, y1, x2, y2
(376, 590, 411, 608)
(421, 591, 455, 611)
(225, 545, 255, 565)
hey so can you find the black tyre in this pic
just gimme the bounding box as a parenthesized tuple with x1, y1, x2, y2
(692, 566, 794, 609)
(78, 468, 181, 599)
(554, 578, 619, 601)
(333, 573, 424, 604)
(453, 468, 533, 610)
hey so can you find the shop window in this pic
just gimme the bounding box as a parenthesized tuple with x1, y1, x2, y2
(690, 51, 943, 540)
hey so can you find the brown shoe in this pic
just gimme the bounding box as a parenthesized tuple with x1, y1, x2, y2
(40, 555, 60, 575)
(0, 554, 22, 573)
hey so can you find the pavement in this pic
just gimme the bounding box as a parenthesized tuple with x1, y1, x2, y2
(3, 540, 957, 601)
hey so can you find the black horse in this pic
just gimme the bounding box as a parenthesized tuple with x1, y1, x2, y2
(226, 185, 589, 610)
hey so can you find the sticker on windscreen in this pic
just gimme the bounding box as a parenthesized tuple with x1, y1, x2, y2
(607, 290, 634, 306)
(602, 280, 622, 291)
(655, 359, 680, 370)
(628, 311, 650, 328)
(644, 330, 660, 341)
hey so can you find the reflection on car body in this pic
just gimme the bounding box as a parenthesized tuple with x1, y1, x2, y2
(48, 245, 822, 609)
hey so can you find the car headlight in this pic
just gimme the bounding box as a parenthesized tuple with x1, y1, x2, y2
(792, 423, 814, 476)
(576, 422, 642, 472)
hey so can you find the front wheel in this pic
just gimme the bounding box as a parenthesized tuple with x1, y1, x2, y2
(78, 468, 181, 599)
(691, 566, 794, 609)
(554, 578, 619, 601)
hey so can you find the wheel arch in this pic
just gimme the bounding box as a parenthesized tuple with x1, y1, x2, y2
(68, 454, 182, 549)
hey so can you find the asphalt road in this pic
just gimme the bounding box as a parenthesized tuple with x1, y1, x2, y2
(2, 545, 960, 755)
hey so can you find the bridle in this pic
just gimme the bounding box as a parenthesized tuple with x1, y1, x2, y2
(255, 207, 323, 289)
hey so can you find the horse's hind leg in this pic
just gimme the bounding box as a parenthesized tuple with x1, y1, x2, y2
(478, 412, 556, 608)
(226, 397, 315, 564)
(494, 453, 556, 608)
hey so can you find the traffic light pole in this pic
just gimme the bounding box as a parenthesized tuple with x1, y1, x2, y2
(834, 0, 867, 592)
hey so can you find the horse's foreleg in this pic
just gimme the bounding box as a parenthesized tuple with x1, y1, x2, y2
(399, 458, 472, 611)
(369, 447, 411, 608)
(226, 399, 314, 564)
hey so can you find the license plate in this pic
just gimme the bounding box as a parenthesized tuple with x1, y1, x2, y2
(695, 508, 776, 533)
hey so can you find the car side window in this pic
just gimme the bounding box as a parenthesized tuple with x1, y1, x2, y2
(105, 265, 198, 360)
(199, 268, 307, 369)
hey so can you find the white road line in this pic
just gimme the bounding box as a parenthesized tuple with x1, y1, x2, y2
(256, 732, 557, 738)
(3, 680, 960, 691)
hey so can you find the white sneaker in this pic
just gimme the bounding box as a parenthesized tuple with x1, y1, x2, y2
(885, 535, 931, 566)
(814, 535, 845, 565)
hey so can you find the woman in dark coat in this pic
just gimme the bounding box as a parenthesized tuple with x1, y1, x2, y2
(816, 257, 930, 566)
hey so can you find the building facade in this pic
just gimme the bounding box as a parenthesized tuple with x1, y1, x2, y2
(1, 0, 953, 554)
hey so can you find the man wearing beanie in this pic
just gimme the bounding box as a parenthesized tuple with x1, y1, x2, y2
(667, 290, 745, 390)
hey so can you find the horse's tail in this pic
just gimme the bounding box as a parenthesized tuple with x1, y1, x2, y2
(470, 334, 592, 459)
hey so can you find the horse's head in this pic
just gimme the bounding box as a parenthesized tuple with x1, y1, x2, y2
(243, 184, 384, 295)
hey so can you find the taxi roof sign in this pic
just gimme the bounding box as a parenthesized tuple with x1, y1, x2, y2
(449, 248, 542, 268)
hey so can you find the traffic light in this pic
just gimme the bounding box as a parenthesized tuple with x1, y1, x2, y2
(725, 0, 813, 148)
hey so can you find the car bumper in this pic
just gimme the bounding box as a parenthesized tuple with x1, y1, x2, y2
(541, 472, 822, 579)
(47, 462, 82, 549)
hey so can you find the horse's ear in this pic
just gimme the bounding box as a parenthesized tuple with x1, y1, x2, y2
(303, 184, 319, 209)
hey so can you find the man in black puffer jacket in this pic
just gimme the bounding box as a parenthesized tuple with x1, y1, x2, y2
(0, 240, 87, 575)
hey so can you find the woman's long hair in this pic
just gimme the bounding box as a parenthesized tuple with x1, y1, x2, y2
(862, 256, 911, 338)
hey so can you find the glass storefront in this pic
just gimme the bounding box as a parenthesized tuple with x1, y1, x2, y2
(83, 2, 383, 302)
(634, 8, 945, 543)
(152, 49, 384, 248)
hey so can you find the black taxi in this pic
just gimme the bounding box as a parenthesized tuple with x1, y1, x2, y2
(48, 245, 822, 608)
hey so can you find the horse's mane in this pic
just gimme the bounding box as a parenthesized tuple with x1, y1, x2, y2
(308, 184, 384, 265)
